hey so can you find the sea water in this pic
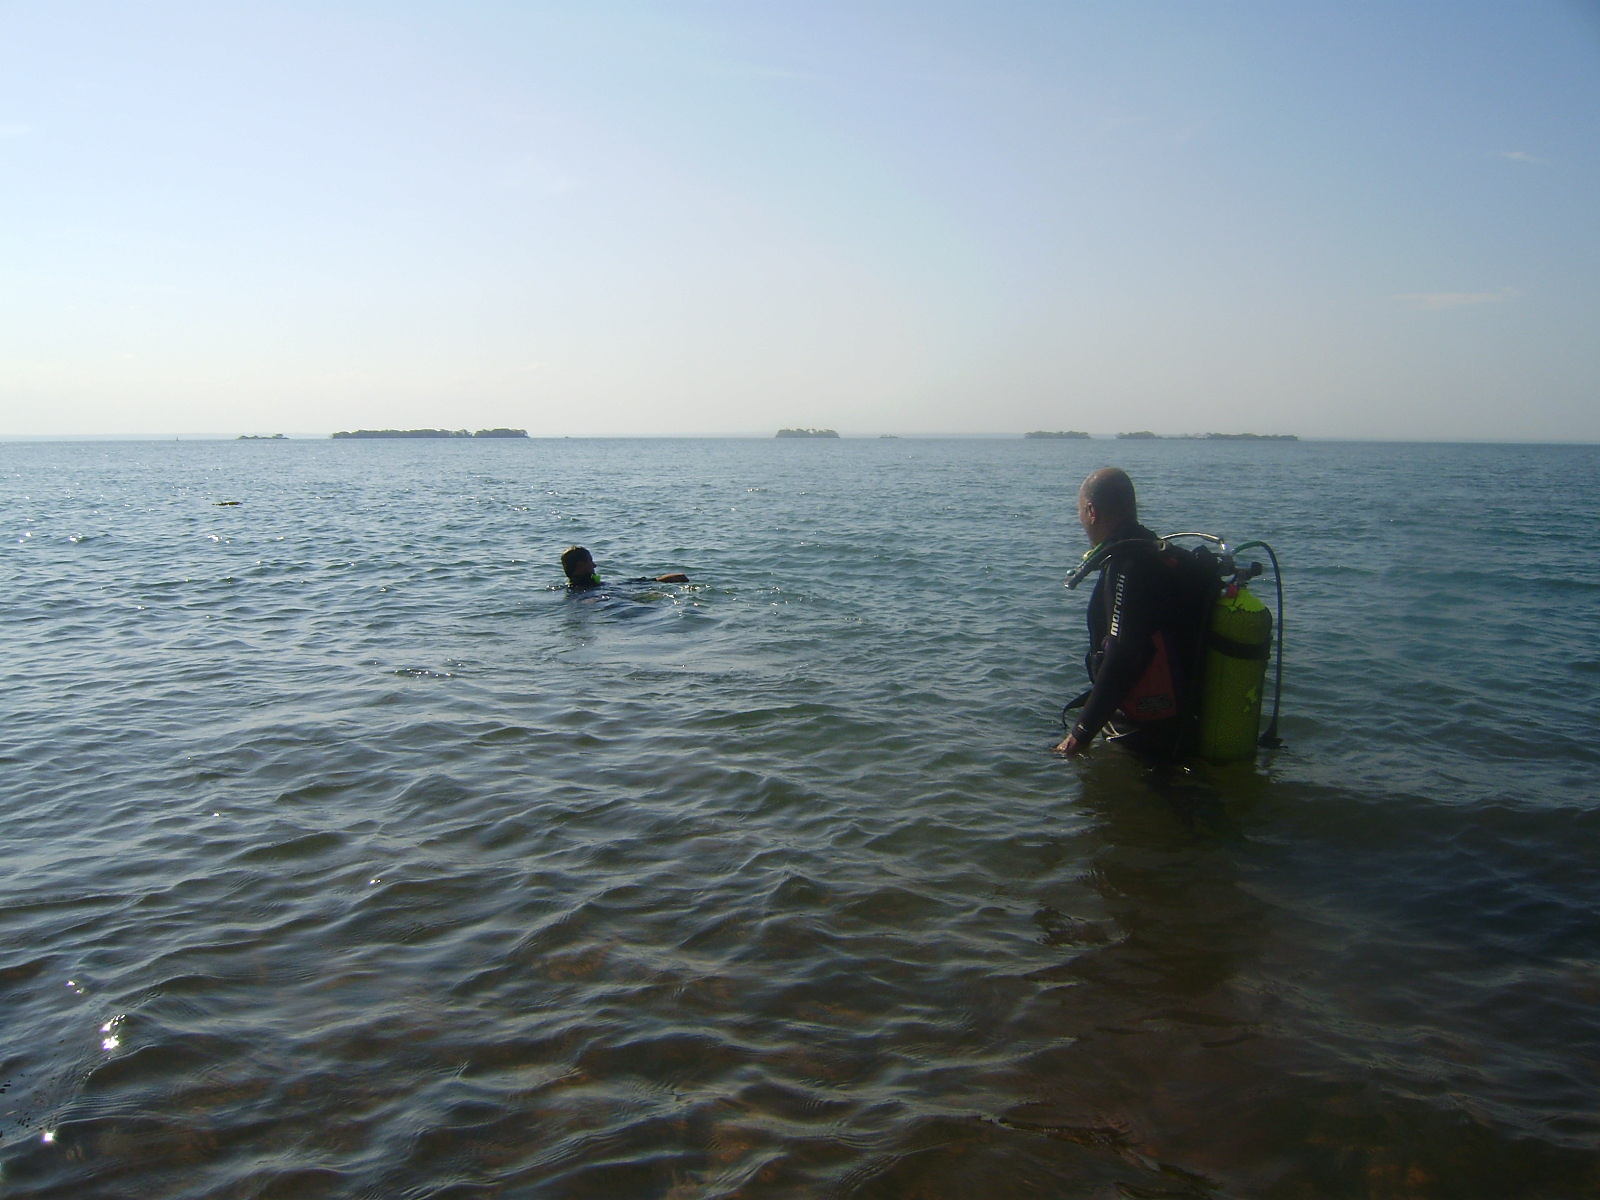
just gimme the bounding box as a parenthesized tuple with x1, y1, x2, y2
(2, 436, 1597, 1198)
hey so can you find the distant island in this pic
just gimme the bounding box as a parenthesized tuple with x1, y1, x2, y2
(1025, 430, 1090, 439)
(776, 428, 839, 438)
(238, 433, 287, 440)
(1190, 432, 1298, 441)
(1116, 431, 1297, 441)
(331, 428, 529, 439)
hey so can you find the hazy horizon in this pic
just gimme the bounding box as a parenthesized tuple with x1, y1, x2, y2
(4, 2, 1597, 442)
(6, 431, 1596, 446)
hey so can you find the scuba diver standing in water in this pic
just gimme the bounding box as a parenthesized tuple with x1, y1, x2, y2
(1055, 468, 1214, 760)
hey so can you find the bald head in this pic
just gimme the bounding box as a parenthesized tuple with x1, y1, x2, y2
(1081, 468, 1136, 521)
(1077, 467, 1138, 543)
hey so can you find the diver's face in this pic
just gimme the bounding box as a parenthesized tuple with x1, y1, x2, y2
(1077, 489, 1094, 540)
(574, 557, 595, 579)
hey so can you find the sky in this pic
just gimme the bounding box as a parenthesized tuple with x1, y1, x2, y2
(2, 1, 1598, 440)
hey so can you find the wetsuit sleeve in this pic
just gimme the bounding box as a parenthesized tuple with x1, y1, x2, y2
(1069, 553, 1163, 744)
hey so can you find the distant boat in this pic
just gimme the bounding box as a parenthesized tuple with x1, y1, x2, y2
(776, 428, 839, 438)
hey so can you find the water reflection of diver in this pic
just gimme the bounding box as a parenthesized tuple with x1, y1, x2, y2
(1058, 761, 1265, 999)
(1011, 762, 1274, 1185)
(1055, 469, 1212, 761)
(561, 545, 689, 591)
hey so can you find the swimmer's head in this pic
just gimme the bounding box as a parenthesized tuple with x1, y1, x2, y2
(561, 545, 599, 586)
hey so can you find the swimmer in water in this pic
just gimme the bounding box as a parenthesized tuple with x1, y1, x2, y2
(561, 545, 688, 590)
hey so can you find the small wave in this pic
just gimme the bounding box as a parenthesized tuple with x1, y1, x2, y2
(233, 830, 348, 864)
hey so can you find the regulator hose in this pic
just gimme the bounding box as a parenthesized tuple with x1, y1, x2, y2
(1232, 540, 1284, 748)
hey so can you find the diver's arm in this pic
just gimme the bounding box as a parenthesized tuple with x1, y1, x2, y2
(1055, 557, 1159, 752)
(655, 573, 689, 583)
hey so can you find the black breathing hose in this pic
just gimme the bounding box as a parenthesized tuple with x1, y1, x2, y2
(1232, 540, 1284, 748)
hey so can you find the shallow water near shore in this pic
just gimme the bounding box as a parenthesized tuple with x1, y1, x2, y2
(3, 435, 1598, 1198)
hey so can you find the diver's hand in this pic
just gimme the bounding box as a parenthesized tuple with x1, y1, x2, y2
(1054, 734, 1085, 756)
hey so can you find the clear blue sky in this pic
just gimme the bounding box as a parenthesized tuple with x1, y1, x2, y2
(3, 1, 1597, 439)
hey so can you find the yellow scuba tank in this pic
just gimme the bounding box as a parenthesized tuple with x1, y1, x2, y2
(1195, 585, 1273, 762)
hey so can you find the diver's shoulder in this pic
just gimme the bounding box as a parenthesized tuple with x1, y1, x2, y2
(1101, 524, 1162, 564)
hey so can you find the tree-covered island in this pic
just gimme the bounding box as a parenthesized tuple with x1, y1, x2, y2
(331, 428, 530, 439)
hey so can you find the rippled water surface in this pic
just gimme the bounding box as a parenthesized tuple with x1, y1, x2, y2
(3, 437, 1598, 1198)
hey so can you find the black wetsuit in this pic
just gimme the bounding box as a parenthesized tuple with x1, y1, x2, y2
(1068, 521, 1211, 757)
(566, 575, 678, 592)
